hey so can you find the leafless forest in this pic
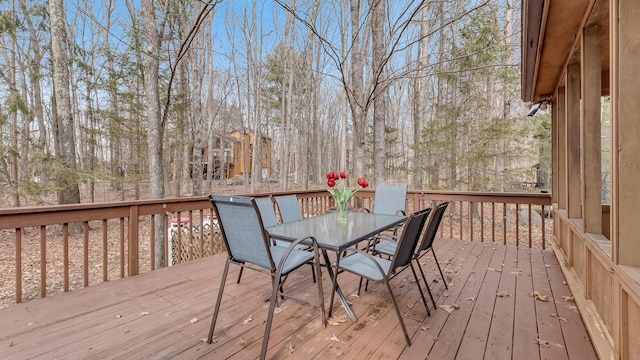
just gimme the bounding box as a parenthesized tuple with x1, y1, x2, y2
(0, 0, 549, 209)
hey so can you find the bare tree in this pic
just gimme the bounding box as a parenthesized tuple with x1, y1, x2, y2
(50, 0, 81, 206)
(141, 0, 165, 268)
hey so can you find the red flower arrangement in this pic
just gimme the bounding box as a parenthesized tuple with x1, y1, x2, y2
(326, 171, 368, 222)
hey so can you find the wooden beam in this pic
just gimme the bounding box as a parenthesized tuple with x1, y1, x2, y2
(615, 0, 640, 267)
(581, 25, 603, 235)
(566, 64, 581, 218)
(557, 87, 567, 209)
(551, 89, 560, 205)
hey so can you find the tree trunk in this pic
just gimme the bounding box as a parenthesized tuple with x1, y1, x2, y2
(141, 0, 165, 268)
(370, 0, 386, 184)
(49, 0, 81, 206)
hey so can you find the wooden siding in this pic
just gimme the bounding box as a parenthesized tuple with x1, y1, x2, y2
(0, 239, 596, 359)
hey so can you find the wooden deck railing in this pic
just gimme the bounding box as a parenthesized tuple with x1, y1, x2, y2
(0, 189, 551, 307)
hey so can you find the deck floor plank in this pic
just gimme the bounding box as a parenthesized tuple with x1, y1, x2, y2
(530, 248, 570, 360)
(512, 247, 541, 360)
(455, 244, 507, 358)
(0, 239, 598, 360)
(484, 244, 518, 359)
(399, 240, 485, 359)
(543, 249, 598, 360)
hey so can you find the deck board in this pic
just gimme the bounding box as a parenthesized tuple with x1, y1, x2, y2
(0, 239, 598, 359)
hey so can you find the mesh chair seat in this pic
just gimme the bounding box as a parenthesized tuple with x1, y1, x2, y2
(269, 245, 315, 274)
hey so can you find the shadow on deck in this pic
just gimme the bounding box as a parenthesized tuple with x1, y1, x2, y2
(0, 239, 597, 359)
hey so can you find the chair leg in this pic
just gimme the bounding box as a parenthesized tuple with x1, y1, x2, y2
(382, 276, 411, 346)
(410, 262, 432, 316)
(236, 267, 244, 284)
(208, 258, 231, 344)
(431, 249, 448, 289)
(415, 258, 437, 310)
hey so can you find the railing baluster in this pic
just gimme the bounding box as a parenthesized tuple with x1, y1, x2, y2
(459, 201, 463, 240)
(119, 218, 125, 278)
(515, 205, 520, 246)
(16, 227, 22, 303)
(502, 203, 507, 245)
(40, 225, 46, 298)
(541, 205, 546, 249)
(102, 220, 108, 281)
(84, 221, 89, 287)
(480, 202, 485, 242)
(63, 223, 69, 292)
(469, 201, 474, 242)
(528, 204, 533, 248)
(491, 203, 495, 243)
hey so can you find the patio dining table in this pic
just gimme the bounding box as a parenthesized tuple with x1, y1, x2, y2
(265, 211, 406, 322)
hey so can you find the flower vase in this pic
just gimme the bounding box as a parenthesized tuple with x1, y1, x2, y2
(336, 201, 347, 223)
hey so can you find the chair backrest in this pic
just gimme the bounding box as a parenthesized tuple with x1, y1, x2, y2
(209, 195, 275, 270)
(254, 197, 278, 227)
(372, 184, 408, 215)
(416, 201, 450, 254)
(389, 208, 431, 272)
(274, 195, 303, 222)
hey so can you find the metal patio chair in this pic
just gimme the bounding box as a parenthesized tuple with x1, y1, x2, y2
(255, 195, 316, 283)
(330, 208, 431, 346)
(274, 194, 304, 223)
(207, 195, 326, 360)
(365, 184, 408, 216)
(372, 201, 450, 296)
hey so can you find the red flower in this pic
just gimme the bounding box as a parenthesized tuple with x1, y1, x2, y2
(327, 179, 336, 187)
(340, 171, 347, 179)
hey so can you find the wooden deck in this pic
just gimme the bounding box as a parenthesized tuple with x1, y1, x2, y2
(0, 239, 597, 359)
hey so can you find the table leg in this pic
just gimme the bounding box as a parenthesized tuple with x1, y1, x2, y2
(322, 249, 357, 322)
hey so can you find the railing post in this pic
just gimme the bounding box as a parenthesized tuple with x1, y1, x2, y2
(128, 205, 140, 276)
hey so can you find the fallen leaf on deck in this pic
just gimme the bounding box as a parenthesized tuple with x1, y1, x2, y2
(239, 338, 246, 345)
(445, 258, 453, 264)
(274, 306, 284, 314)
(350, 294, 359, 298)
(545, 264, 551, 268)
(466, 296, 475, 301)
(165, 311, 174, 316)
(432, 278, 439, 283)
(568, 305, 577, 311)
(330, 334, 344, 343)
(433, 337, 439, 342)
(420, 326, 430, 331)
(510, 269, 522, 276)
(27, 322, 34, 326)
(535, 338, 550, 348)
(190, 317, 198, 324)
(487, 267, 502, 272)
(406, 303, 414, 309)
(288, 343, 295, 354)
(442, 293, 449, 298)
(551, 313, 568, 323)
(533, 291, 549, 301)
(439, 304, 460, 313)
(243, 314, 253, 324)
(138, 312, 150, 317)
(562, 296, 574, 302)
(327, 316, 347, 326)
(496, 291, 512, 298)
(202, 337, 217, 343)
(115, 315, 122, 319)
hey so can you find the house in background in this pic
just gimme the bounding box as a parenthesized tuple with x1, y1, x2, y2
(522, 0, 640, 358)
(229, 128, 272, 180)
(176, 129, 272, 181)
